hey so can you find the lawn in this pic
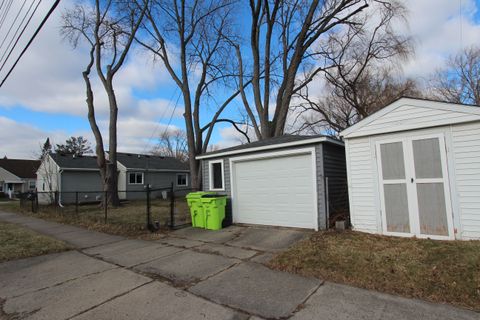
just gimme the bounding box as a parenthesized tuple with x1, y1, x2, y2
(1, 198, 191, 237)
(268, 230, 480, 311)
(0, 221, 71, 262)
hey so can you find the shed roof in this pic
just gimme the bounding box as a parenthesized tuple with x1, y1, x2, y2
(0, 158, 41, 178)
(340, 97, 480, 139)
(196, 135, 343, 160)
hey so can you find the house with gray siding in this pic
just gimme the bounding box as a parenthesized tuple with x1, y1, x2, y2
(196, 135, 347, 230)
(37, 153, 189, 204)
(115, 152, 190, 200)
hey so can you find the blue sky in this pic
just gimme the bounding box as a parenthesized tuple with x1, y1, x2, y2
(1, 0, 480, 159)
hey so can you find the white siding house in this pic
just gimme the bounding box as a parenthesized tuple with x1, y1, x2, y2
(341, 97, 480, 240)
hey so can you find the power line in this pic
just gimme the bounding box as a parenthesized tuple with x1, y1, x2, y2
(0, 0, 14, 31)
(141, 88, 181, 154)
(0, 0, 40, 71)
(160, 92, 182, 139)
(0, 0, 61, 87)
(0, 0, 29, 53)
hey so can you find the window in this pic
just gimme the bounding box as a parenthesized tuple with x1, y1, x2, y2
(0, 184, 3, 192)
(28, 181, 36, 190)
(128, 172, 144, 184)
(177, 173, 188, 187)
(209, 160, 224, 191)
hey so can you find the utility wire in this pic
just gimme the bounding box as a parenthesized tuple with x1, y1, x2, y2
(0, 0, 28, 53)
(0, 0, 40, 70)
(0, 0, 14, 32)
(0, 0, 61, 87)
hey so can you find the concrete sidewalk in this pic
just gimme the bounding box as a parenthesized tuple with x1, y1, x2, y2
(0, 211, 478, 320)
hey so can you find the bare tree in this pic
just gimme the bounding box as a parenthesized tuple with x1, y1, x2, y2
(430, 46, 480, 106)
(152, 129, 188, 162)
(292, 0, 417, 134)
(296, 72, 420, 135)
(137, 0, 251, 189)
(61, 0, 147, 206)
(235, 0, 400, 139)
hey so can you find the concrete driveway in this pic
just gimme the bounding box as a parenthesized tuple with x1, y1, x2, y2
(0, 212, 478, 320)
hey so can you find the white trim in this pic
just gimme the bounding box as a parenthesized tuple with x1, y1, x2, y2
(176, 173, 189, 187)
(229, 147, 319, 231)
(128, 172, 144, 185)
(208, 160, 225, 191)
(341, 97, 480, 138)
(196, 136, 343, 160)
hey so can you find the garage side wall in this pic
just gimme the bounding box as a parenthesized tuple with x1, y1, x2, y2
(323, 143, 349, 223)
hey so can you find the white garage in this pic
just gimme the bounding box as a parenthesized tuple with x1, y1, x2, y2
(341, 97, 480, 240)
(197, 135, 348, 230)
(231, 150, 317, 229)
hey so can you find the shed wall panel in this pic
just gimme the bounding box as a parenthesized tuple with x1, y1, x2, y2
(345, 137, 378, 233)
(451, 122, 480, 239)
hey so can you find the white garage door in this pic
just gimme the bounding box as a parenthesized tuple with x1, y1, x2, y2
(231, 152, 317, 229)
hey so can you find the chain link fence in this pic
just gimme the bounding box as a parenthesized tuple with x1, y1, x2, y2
(18, 183, 193, 232)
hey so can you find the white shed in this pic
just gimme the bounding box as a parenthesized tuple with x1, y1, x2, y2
(340, 97, 480, 240)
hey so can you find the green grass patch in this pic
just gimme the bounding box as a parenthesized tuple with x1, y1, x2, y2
(0, 221, 71, 262)
(268, 230, 480, 311)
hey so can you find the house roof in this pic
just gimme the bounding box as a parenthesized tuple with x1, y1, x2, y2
(0, 158, 41, 179)
(116, 153, 189, 171)
(340, 97, 480, 139)
(50, 153, 100, 170)
(196, 135, 343, 160)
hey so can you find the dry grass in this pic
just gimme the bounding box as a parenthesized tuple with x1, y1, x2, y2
(0, 221, 71, 262)
(268, 230, 480, 311)
(2, 198, 191, 238)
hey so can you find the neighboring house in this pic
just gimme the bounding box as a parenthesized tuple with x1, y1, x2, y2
(0, 158, 40, 198)
(340, 97, 480, 240)
(37, 152, 189, 204)
(36, 153, 103, 204)
(196, 135, 347, 230)
(115, 152, 190, 200)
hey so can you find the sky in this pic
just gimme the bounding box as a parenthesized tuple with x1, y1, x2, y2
(0, 0, 479, 159)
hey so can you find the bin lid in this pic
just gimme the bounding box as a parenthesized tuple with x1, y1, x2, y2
(201, 194, 227, 198)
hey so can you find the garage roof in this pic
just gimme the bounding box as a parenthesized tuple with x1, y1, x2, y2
(196, 135, 343, 160)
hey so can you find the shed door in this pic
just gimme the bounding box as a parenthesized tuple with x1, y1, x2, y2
(377, 135, 453, 239)
(231, 152, 317, 229)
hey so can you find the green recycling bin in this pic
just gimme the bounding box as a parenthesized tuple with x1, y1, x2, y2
(201, 194, 227, 230)
(186, 192, 214, 228)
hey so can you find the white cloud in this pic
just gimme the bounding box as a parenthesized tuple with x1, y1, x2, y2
(400, 0, 480, 79)
(0, 117, 69, 159)
(0, 0, 185, 157)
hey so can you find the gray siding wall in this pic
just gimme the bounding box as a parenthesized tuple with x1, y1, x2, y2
(201, 142, 340, 230)
(126, 170, 189, 200)
(60, 171, 103, 204)
(322, 143, 349, 223)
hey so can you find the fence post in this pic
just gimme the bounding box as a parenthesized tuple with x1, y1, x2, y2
(55, 191, 59, 213)
(146, 184, 151, 230)
(34, 191, 38, 213)
(104, 191, 108, 223)
(170, 182, 174, 229)
(75, 192, 79, 214)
